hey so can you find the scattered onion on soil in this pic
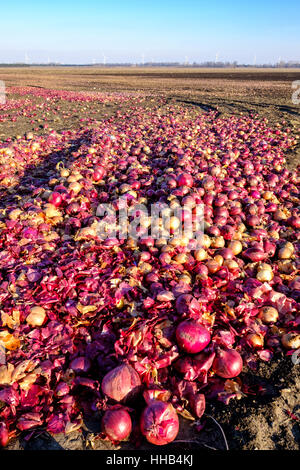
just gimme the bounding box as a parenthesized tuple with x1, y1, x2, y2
(0, 88, 299, 447)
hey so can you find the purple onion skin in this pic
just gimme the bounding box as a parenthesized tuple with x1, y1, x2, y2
(175, 294, 201, 317)
(70, 356, 91, 373)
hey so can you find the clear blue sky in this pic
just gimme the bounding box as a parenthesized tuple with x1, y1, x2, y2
(0, 0, 299, 64)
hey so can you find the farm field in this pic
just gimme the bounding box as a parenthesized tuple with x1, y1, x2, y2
(0, 67, 299, 451)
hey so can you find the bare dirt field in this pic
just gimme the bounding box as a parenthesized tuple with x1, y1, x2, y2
(0, 67, 299, 451)
(1, 67, 300, 167)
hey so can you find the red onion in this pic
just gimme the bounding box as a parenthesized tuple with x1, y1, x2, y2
(220, 225, 235, 240)
(176, 173, 194, 187)
(176, 320, 211, 353)
(212, 348, 243, 378)
(228, 190, 239, 200)
(194, 263, 209, 278)
(218, 248, 234, 260)
(101, 364, 141, 402)
(214, 215, 227, 226)
(206, 226, 220, 237)
(214, 206, 229, 218)
(288, 277, 300, 291)
(102, 407, 132, 441)
(65, 202, 80, 215)
(249, 189, 260, 199)
(263, 240, 276, 257)
(0, 422, 8, 447)
(287, 216, 300, 229)
(93, 166, 105, 181)
(246, 215, 260, 227)
(48, 191, 63, 207)
(140, 251, 151, 262)
(243, 248, 267, 262)
(140, 401, 179, 446)
(166, 177, 177, 188)
(267, 173, 279, 186)
(214, 194, 227, 206)
(203, 193, 214, 205)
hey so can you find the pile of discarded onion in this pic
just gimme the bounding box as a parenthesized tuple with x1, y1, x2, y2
(0, 100, 299, 447)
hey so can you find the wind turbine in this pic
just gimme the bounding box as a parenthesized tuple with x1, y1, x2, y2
(184, 56, 189, 66)
(141, 53, 145, 66)
(102, 53, 106, 66)
(25, 52, 30, 64)
(215, 52, 219, 63)
(253, 54, 257, 66)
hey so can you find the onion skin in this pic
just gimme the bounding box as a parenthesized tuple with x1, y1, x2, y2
(55, 382, 70, 397)
(175, 294, 201, 318)
(212, 348, 243, 378)
(70, 356, 91, 373)
(176, 320, 211, 354)
(8, 208, 22, 220)
(102, 408, 132, 442)
(101, 364, 141, 402)
(140, 401, 179, 446)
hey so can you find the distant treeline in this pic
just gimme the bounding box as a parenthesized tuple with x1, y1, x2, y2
(0, 61, 300, 68)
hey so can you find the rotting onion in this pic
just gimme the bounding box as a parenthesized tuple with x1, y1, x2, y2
(140, 401, 179, 446)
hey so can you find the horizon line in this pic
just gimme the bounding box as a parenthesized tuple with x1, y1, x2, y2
(1, 61, 300, 68)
